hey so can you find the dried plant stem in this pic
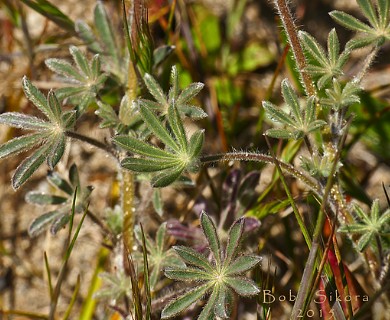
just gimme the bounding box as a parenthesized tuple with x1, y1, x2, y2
(122, 170, 135, 251)
(120, 35, 138, 252)
(274, 0, 315, 96)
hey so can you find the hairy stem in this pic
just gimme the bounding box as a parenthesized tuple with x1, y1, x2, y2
(274, 0, 315, 96)
(355, 44, 380, 83)
(65, 131, 116, 157)
(201, 152, 320, 194)
(120, 0, 139, 253)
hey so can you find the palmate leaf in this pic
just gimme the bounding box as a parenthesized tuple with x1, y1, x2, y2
(162, 211, 261, 319)
(321, 79, 361, 110)
(75, 2, 128, 84)
(134, 223, 184, 290)
(161, 283, 212, 319)
(113, 103, 204, 188)
(330, 0, 390, 49)
(27, 164, 93, 237)
(140, 66, 207, 119)
(0, 78, 75, 189)
(299, 29, 350, 89)
(112, 67, 206, 187)
(263, 79, 326, 139)
(46, 46, 107, 114)
(12, 143, 53, 189)
(338, 199, 390, 252)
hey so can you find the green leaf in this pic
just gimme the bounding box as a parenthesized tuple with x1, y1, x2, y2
(298, 31, 328, 67)
(161, 283, 211, 319)
(197, 287, 220, 320)
(12, 144, 52, 189)
(95, 101, 119, 128)
(329, 11, 373, 33)
(378, 0, 390, 27)
(151, 167, 185, 188)
(225, 277, 260, 296)
(47, 134, 66, 169)
(156, 222, 167, 253)
(45, 59, 84, 82)
(346, 35, 381, 49)
(169, 66, 179, 102)
(281, 79, 303, 125)
(307, 120, 327, 133)
(357, 0, 379, 28)
(354, 204, 371, 224)
(173, 246, 213, 271)
(152, 189, 163, 216)
(371, 199, 380, 222)
(69, 45, 91, 78)
(177, 82, 204, 105)
(94, 2, 118, 64)
(180, 105, 208, 119)
(0, 113, 51, 131)
(61, 110, 77, 129)
(121, 157, 180, 172)
(51, 213, 71, 235)
(265, 128, 294, 139)
(262, 101, 296, 127)
(214, 286, 229, 319)
(47, 90, 62, 124)
(91, 54, 101, 78)
(28, 210, 63, 237)
(188, 130, 204, 159)
(327, 28, 340, 65)
(55, 87, 86, 99)
(26, 192, 67, 205)
(224, 218, 244, 265)
(138, 99, 163, 112)
(153, 45, 175, 68)
(138, 104, 180, 152)
(0, 133, 46, 159)
(69, 164, 80, 188)
(338, 224, 369, 233)
(164, 267, 212, 281)
(144, 73, 167, 107)
(168, 103, 188, 152)
(75, 20, 102, 53)
(113, 135, 175, 159)
(226, 255, 262, 275)
(200, 211, 221, 267)
(357, 232, 374, 251)
(22, 77, 56, 123)
(304, 96, 316, 125)
(47, 171, 73, 195)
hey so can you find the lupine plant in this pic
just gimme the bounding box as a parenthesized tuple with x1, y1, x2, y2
(0, 0, 389, 319)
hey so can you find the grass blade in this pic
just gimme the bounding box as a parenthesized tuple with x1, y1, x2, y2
(20, 0, 74, 32)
